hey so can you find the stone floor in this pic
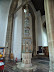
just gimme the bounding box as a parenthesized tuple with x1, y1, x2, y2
(4, 57, 49, 72)
(32, 58, 49, 72)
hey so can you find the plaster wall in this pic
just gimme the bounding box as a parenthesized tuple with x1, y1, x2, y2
(42, 15, 48, 46)
(12, 0, 22, 61)
(0, 0, 12, 47)
(37, 11, 48, 47)
(42, 27, 48, 46)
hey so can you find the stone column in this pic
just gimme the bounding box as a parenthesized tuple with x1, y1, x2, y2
(44, 0, 54, 72)
(29, 2, 38, 56)
(35, 12, 38, 56)
(5, 16, 13, 61)
(5, 0, 19, 61)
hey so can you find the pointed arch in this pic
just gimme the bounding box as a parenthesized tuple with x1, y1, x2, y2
(5, 0, 19, 57)
(28, 2, 38, 56)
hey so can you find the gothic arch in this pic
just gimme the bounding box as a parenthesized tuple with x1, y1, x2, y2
(28, 2, 38, 56)
(5, 0, 38, 59)
(5, 0, 18, 56)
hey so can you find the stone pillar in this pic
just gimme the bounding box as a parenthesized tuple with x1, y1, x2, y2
(35, 13, 38, 55)
(36, 11, 42, 47)
(5, 16, 13, 61)
(29, 2, 38, 56)
(44, 0, 54, 72)
(5, 0, 19, 61)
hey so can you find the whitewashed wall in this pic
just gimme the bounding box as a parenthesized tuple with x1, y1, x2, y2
(42, 27, 48, 46)
(37, 11, 48, 46)
(12, 0, 22, 61)
(0, 0, 12, 47)
(42, 15, 48, 46)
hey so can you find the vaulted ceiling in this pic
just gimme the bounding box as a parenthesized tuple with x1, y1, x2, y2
(31, 0, 45, 15)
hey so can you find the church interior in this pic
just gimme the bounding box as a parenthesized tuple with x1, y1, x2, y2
(0, 0, 54, 72)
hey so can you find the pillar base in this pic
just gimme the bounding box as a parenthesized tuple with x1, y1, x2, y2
(17, 62, 37, 72)
(22, 53, 32, 67)
(17, 53, 37, 72)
